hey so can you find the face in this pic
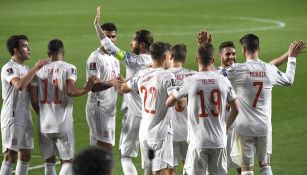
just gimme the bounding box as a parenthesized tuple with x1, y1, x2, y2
(16, 39, 31, 60)
(130, 34, 140, 54)
(104, 30, 117, 43)
(164, 50, 172, 69)
(219, 47, 236, 67)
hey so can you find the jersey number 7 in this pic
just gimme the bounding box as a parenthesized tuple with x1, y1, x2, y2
(252, 81, 263, 108)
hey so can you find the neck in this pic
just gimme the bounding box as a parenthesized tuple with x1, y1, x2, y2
(198, 64, 214, 72)
(139, 48, 150, 55)
(171, 61, 183, 68)
(151, 60, 165, 69)
(245, 52, 258, 61)
(12, 56, 24, 65)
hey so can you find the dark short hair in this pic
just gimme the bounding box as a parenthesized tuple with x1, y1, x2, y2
(219, 41, 235, 53)
(101, 22, 117, 32)
(48, 39, 64, 55)
(6, 35, 29, 56)
(239, 34, 259, 53)
(197, 43, 214, 65)
(171, 44, 187, 62)
(135, 30, 154, 50)
(73, 146, 113, 175)
(150, 42, 171, 60)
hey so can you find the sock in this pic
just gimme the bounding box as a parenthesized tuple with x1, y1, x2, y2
(45, 163, 56, 175)
(121, 157, 137, 175)
(0, 161, 13, 175)
(260, 166, 273, 175)
(15, 160, 29, 175)
(59, 163, 72, 175)
(241, 171, 254, 175)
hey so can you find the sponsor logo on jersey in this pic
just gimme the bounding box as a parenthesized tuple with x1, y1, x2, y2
(6, 68, 14, 75)
(89, 62, 97, 70)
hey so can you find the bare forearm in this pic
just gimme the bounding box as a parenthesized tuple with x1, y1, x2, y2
(95, 24, 106, 41)
(14, 67, 38, 90)
(91, 81, 112, 92)
(67, 88, 88, 97)
(269, 52, 288, 67)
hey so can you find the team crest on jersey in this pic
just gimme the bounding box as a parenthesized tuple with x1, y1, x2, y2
(89, 62, 97, 70)
(71, 68, 77, 75)
(6, 68, 14, 75)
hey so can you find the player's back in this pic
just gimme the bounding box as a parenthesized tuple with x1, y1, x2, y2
(136, 68, 176, 141)
(185, 71, 233, 148)
(168, 67, 196, 142)
(35, 60, 77, 133)
(228, 60, 276, 137)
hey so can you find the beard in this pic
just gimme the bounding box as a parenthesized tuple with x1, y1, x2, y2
(132, 47, 140, 55)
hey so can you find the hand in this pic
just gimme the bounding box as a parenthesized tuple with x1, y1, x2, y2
(197, 30, 212, 45)
(289, 40, 306, 57)
(85, 76, 98, 91)
(34, 59, 50, 70)
(94, 6, 101, 27)
(111, 75, 124, 89)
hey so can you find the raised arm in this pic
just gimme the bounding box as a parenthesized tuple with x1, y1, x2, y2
(11, 59, 49, 91)
(197, 30, 213, 46)
(94, 6, 107, 41)
(269, 40, 306, 67)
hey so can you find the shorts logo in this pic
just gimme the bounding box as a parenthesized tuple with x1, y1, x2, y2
(89, 62, 97, 70)
(11, 137, 17, 146)
(6, 68, 14, 75)
(103, 131, 109, 138)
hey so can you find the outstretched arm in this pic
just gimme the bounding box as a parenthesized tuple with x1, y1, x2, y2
(67, 76, 97, 97)
(11, 59, 49, 91)
(269, 40, 306, 67)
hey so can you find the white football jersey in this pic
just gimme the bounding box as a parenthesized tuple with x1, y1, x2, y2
(86, 49, 120, 115)
(101, 37, 152, 116)
(33, 61, 77, 133)
(168, 67, 196, 142)
(173, 71, 237, 148)
(1, 60, 32, 127)
(226, 58, 296, 137)
(128, 68, 177, 141)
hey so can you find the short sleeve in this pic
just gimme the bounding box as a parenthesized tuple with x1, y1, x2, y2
(227, 82, 237, 102)
(86, 54, 100, 79)
(67, 65, 77, 81)
(163, 73, 177, 96)
(2, 65, 19, 84)
(173, 77, 190, 99)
